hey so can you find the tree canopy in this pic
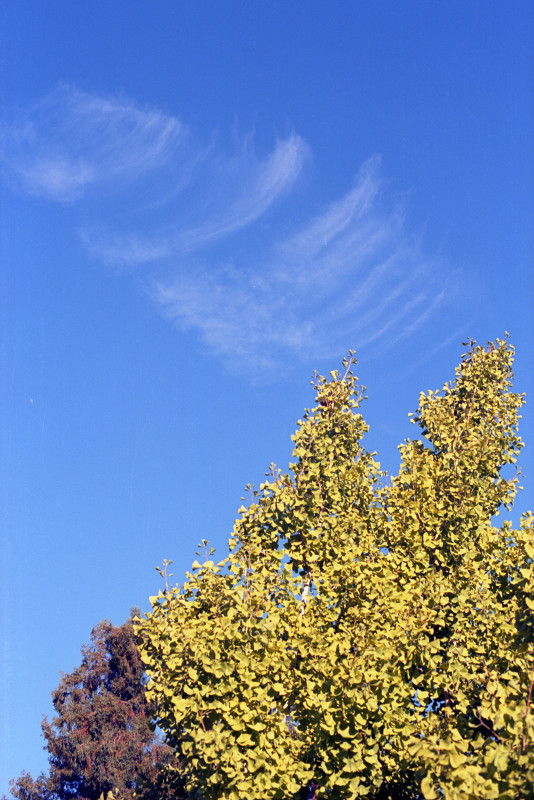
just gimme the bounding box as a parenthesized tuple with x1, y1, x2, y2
(9, 615, 177, 800)
(139, 338, 533, 800)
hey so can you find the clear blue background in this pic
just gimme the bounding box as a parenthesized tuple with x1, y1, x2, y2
(1, 2, 532, 792)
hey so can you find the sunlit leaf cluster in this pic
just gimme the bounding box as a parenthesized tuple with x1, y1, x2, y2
(138, 339, 533, 799)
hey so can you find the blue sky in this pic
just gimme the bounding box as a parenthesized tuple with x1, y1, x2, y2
(1, 1, 532, 791)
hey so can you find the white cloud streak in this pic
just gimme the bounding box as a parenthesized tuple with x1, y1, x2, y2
(2, 85, 185, 202)
(153, 160, 445, 372)
(84, 132, 309, 265)
(179, 133, 308, 249)
(2, 86, 449, 375)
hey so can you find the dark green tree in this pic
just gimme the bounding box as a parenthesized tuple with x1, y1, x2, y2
(9, 613, 182, 800)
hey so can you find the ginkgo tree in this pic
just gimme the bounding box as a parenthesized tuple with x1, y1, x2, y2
(138, 338, 533, 800)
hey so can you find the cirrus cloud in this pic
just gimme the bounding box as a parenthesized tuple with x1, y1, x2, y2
(2, 84, 185, 202)
(2, 85, 454, 376)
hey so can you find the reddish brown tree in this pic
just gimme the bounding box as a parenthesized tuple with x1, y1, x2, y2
(9, 613, 183, 800)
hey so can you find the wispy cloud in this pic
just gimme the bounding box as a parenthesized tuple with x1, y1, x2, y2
(152, 159, 445, 372)
(85, 132, 309, 265)
(2, 84, 185, 202)
(2, 86, 451, 375)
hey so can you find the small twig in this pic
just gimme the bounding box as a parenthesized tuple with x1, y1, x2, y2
(300, 573, 311, 616)
(522, 659, 534, 753)
(342, 357, 354, 381)
(475, 716, 502, 743)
